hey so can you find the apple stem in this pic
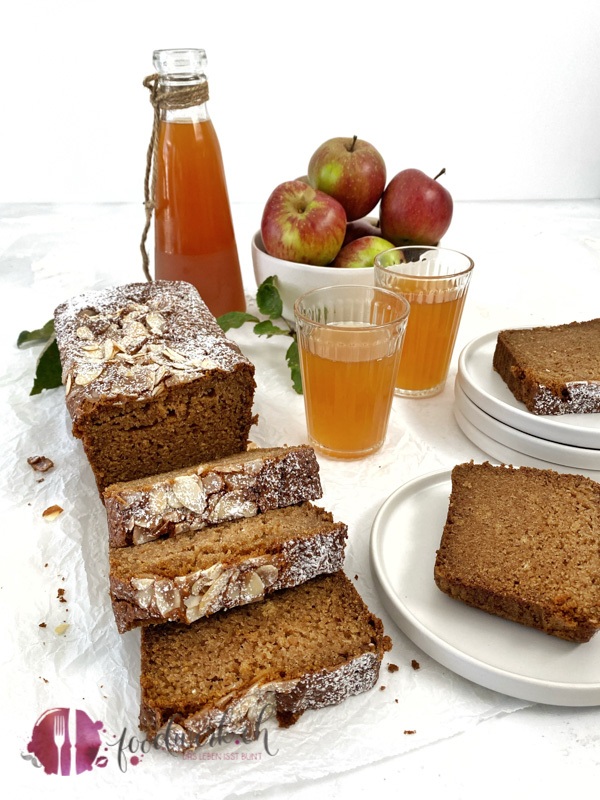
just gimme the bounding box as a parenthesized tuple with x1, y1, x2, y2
(347, 135, 358, 153)
(433, 168, 446, 181)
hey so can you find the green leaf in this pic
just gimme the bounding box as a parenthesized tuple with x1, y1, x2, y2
(256, 276, 283, 319)
(253, 320, 290, 338)
(30, 338, 63, 396)
(17, 319, 55, 348)
(286, 339, 303, 394)
(216, 311, 259, 332)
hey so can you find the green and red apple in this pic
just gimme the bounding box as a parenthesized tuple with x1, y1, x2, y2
(307, 136, 386, 221)
(260, 180, 347, 265)
(380, 168, 453, 246)
(332, 235, 395, 269)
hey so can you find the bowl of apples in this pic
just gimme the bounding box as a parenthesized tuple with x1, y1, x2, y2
(252, 136, 454, 322)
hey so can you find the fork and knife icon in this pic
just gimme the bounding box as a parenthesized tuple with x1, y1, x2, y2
(52, 709, 77, 776)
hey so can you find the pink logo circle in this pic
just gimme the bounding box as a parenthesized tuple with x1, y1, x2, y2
(26, 708, 104, 776)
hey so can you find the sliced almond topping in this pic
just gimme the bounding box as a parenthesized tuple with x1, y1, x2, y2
(146, 311, 167, 334)
(241, 571, 265, 602)
(76, 326, 94, 340)
(255, 564, 279, 588)
(209, 493, 258, 523)
(154, 579, 181, 616)
(162, 346, 187, 363)
(65, 372, 73, 396)
(74, 366, 104, 386)
(172, 475, 207, 514)
(132, 577, 154, 609)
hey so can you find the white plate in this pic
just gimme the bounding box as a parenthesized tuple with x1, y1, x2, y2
(457, 331, 600, 449)
(370, 469, 600, 706)
(453, 405, 600, 479)
(455, 380, 600, 471)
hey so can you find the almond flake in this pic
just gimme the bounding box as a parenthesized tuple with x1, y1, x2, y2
(28, 455, 54, 472)
(146, 311, 167, 334)
(172, 475, 207, 514)
(74, 366, 103, 386)
(162, 346, 187, 363)
(54, 623, 70, 636)
(76, 326, 94, 340)
(42, 505, 63, 521)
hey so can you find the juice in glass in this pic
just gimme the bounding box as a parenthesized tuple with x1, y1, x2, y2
(295, 286, 410, 459)
(375, 247, 474, 398)
(155, 117, 246, 317)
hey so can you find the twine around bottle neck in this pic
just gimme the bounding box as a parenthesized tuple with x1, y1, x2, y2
(140, 73, 210, 281)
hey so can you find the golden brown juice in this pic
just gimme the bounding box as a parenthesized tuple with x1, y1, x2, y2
(154, 118, 246, 317)
(299, 326, 400, 458)
(396, 289, 466, 392)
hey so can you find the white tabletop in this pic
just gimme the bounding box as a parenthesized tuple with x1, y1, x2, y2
(2, 199, 600, 799)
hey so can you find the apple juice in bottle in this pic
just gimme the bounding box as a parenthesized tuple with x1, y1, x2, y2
(152, 48, 246, 316)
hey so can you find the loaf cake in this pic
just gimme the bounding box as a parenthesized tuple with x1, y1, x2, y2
(139, 571, 391, 751)
(493, 318, 600, 414)
(104, 445, 322, 548)
(434, 461, 600, 642)
(53, 281, 256, 493)
(109, 502, 347, 632)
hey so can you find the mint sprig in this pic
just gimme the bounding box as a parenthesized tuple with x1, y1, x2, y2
(218, 276, 302, 394)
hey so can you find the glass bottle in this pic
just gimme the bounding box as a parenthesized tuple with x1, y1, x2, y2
(152, 48, 246, 316)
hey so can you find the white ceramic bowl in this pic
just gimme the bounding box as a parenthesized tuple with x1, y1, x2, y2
(251, 230, 375, 323)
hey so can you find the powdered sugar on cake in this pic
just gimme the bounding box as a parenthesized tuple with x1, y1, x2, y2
(54, 281, 250, 418)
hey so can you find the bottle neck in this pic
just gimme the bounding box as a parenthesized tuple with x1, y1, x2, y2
(156, 74, 210, 123)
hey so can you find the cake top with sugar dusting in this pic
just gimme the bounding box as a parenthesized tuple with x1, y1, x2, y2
(53, 281, 253, 421)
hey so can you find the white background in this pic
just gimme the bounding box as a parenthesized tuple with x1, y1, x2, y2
(2, 0, 600, 205)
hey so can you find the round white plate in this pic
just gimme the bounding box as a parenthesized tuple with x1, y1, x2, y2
(370, 469, 600, 706)
(453, 405, 600, 479)
(457, 331, 600, 449)
(455, 380, 600, 471)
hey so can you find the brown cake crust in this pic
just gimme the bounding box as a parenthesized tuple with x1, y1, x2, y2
(109, 502, 347, 632)
(493, 318, 600, 414)
(103, 445, 322, 548)
(434, 462, 600, 642)
(53, 281, 256, 493)
(138, 572, 391, 751)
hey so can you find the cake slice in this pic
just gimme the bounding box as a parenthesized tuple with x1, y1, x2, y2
(103, 444, 322, 548)
(139, 571, 391, 751)
(493, 318, 600, 414)
(109, 502, 347, 633)
(54, 281, 256, 493)
(434, 461, 600, 642)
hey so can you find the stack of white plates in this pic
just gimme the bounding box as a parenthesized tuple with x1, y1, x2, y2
(454, 331, 600, 479)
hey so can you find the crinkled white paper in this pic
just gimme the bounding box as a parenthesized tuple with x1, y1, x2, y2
(4, 201, 600, 799)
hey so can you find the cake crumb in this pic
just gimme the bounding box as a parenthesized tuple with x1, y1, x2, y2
(387, 663, 399, 673)
(394, 699, 398, 704)
(354, 574, 358, 580)
(28, 455, 54, 472)
(379, 685, 386, 691)
(39, 676, 49, 683)
(42, 504, 63, 521)
(39, 622, 47, 628)
(404, 730, 416, 735)
(57, 588, 67, 603)
(411, 659, 420, 670)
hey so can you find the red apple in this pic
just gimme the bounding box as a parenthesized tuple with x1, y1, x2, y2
(332, 235, 395, 269)
(342, 217, 382, 246)
(307, 136, 386, 221)
(380, 168, 453, 246)
(260, 180, 347, 265)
